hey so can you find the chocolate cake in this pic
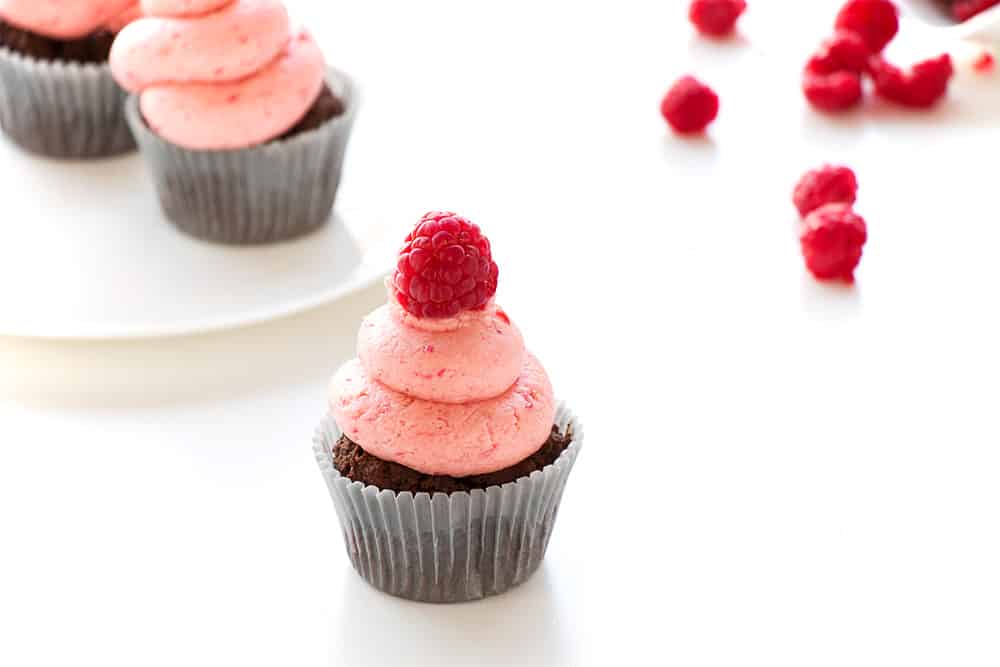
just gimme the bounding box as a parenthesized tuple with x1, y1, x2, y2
(334, 425, 573, 494)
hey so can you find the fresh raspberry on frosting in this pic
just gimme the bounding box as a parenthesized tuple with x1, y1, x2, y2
(834, 0, 899, 53)
(392, 212, 499, 320)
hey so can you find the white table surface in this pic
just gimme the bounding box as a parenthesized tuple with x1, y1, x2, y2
(3, 1, 1000, 665)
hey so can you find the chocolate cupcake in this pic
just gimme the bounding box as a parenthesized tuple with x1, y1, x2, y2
(111, 0, 356, 244)
(0, 2, 139, 158)
(315, 212, 582, 603)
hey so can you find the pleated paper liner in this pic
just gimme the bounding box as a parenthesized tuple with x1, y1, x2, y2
(0, 47, 135, 159)
(125, 67, 357, 245)
(314, 402, 582, 603)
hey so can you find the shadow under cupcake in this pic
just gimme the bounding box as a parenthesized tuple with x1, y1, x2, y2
(0, 12, 138, 159)
(112, 1, 356, 245)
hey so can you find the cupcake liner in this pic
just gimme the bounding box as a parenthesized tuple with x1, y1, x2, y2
(0, 47, 135, 159)
(124, 67, 357, 245)
(313, 402, 583, 604)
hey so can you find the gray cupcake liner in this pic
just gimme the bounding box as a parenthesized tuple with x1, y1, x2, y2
(313, 402, 582, 604)
(125, 67, 357, 245)
(0, 47, 135, 159)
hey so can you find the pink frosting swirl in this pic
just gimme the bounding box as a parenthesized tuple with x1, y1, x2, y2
(109, 0, 325, 149)
(330, 289, 556, 478)
(0, 0, 138, 39)
(358, 298, 524, 404)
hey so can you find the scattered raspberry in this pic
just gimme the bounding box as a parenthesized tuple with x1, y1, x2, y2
(793, 165, 859, 218)
(802, 70, 863, 112)
(392, 212, 499, 319)
(660, 75, 719, 134)
(973, 50, 995, 73)
(834, 0, 899, 53)
(688, 0, 747, 37)
(806, 30, 872, 75)
(799, 203, 868, 282)
(952, 0, 1000, 21)
(870, 54, 953, 108)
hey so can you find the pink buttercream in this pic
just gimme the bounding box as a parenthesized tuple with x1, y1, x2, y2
(330, 354, 555, 478)
(0, 0, 137, 39)
(137, 29, 322, 149)
(358, 297, 524, 404)
(110, 0, 289, 93)
(105, 3, 143, 33)
(109, 0, 325, 150)
(141, 0, 230, 17)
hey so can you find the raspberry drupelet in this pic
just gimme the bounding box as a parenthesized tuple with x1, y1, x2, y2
(392, 212, 500, 319)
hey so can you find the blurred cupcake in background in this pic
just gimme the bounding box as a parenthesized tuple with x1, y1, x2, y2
(0, 1, 141, 158)
(111, 0, 357, 244)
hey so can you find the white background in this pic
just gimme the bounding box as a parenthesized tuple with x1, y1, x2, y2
(3, 1, 1000, 665)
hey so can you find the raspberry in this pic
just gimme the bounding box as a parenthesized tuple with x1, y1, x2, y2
(802, 70, 863, 112)
(834, 0, 899, 53)
(660, 75, 719, 134)
(799, 204, 868, 282)
(973, 51, 995, 73)
(806, 30, 871, 75)
(392, 212, 499, 319)
(793, 165, 859, 218)
(688, 0, 747, 37)
(952, 0, 1000, 21)
(870, 54, 953, 108)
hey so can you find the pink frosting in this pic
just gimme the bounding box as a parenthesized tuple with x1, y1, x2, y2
(330, 354, 555, 478)
(109, 0, 325, 150)
(111, 0, 289, 93)
(141, 0, 230, 16)
(105, 4, 143, 33)
(358, 298, 524, 404)
(0, 0, 137, 38)
(136, 30, 322, 150)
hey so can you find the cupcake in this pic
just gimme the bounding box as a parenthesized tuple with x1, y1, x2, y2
(110, 0, 356, 244)
(0, 1, 140, 158)
(314, 212, 582, 603)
